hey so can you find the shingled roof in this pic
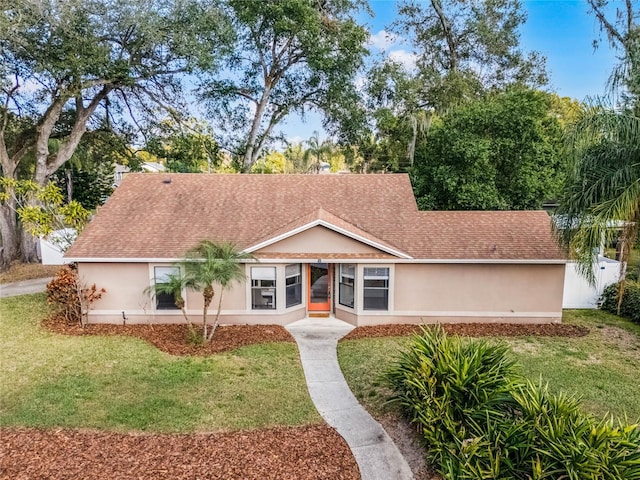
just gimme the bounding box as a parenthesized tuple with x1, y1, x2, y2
(64, 173, 564, 262)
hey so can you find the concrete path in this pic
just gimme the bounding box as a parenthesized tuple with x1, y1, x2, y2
(0, 277, 52, 298)
(286, 318, 414, 480)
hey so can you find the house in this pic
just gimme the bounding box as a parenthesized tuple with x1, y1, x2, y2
(64, 173, 566, 326)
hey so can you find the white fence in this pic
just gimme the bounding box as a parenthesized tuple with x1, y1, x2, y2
(563, 256, 621, 309)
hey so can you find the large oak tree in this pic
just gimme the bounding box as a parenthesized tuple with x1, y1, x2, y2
(0, 0, 231, 267)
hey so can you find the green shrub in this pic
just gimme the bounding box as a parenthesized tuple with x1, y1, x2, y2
(600, 282, 640, 324)
(385, 325, 519, 466)
(386, 325, 640, 479)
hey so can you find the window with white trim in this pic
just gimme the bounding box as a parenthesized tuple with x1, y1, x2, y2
(363, 267, 389, 310)
(251, 267, 276, 310)
(154, 266, 180, 310)
(285, 264, 302, 307)
(339, 264, 355, 308)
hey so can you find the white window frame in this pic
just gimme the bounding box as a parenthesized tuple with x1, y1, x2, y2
(339, 263, 356, 309)
(148, 264, 185, 313)
(285, 264, 302, 308)
(251, 266, 277, 310)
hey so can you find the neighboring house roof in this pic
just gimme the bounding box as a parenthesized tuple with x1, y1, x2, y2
(65, 173, 564, 262)
(141, 162, 166, 173)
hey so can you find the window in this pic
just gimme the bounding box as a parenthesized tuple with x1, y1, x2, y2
(154, 266, 180, 310)
(339, 264, 355, 308)
(251, 267, 276, 310)
(363, 267, 389, 310)
(285, 264, 302, 307)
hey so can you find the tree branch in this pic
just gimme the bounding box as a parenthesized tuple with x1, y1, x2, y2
(588, 0, 626, 47)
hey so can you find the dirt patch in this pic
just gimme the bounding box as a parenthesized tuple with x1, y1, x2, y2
(342, 323, 590, 341)
(42, 319, 295, 355)
(0, 425, 358, 480)
(596, 326, 640, 361)
(0, 262, 60, 284)
(376, 414, 441, 480)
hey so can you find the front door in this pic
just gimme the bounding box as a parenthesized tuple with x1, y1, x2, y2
(308, 263, 331, 312)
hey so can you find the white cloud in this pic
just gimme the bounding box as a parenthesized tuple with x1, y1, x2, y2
(387, 49, 418, 71)
(368, 29, 398, 51)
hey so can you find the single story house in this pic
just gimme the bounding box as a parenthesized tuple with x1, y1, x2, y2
(64, 173, 566, 326)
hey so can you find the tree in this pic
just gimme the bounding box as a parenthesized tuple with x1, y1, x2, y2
(200, 0, 368, 171)
(303, 131, 333, 173)
(556, 1, 639, 302)
(394, 0, 547, 109)
(412, 88, 565, 210)
(144, 119, 220, 173)
(184, 240, 254, 342)
(0, 0, 231, 267)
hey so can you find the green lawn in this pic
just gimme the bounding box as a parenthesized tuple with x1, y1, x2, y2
(338, 310, 640, 421)
(0, 294, 320, 432)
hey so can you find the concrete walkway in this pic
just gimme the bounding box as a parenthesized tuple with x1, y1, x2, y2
(286, 318, 414, 480)
(0, 277, 52, 298)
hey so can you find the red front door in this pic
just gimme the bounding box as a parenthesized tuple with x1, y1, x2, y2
(308, 263, 331, 311)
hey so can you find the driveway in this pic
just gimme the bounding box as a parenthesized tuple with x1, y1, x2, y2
(0, 277, 51, 298)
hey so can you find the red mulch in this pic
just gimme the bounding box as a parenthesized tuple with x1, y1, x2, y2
(342, 322, 590, 340)
(42, 317, 295, 355)
(0, 425, 359, 480)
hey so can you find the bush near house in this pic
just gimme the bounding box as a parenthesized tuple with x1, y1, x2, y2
(46, 265, 105, 327)
(386, 326, 640, 479)
(600, 282, 640, 324)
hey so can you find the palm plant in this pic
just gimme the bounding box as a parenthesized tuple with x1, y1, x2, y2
(303, 131, 332, 173)
(557, 105, 640, 313)
(556, 22, 640, 310)
(144, 271, 192, 328)
(184, 240, 254, 341)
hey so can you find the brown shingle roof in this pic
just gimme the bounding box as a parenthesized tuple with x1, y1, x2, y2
(65, 173, 563, 261)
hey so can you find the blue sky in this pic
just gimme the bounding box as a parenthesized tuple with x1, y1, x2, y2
(280, 0, 619, 143)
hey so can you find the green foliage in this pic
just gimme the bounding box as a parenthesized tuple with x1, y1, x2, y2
(386, 325, 640, 479)
(0, 178, 90, 241)
(200, 0, 368, 170)
(144, 120, 220, 173)
(183, 240, 254, 341)
(46, 265, 105, 327)
(600, 282, 640, 324)
(412, 88, 566, 210)
(393, 0, 547, 109)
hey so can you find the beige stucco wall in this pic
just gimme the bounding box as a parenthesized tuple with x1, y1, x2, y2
(393, 263, 564, 318)
(256, 226, 383, 255)
(79, 261, 564, 326)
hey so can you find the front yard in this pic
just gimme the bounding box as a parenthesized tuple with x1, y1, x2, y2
(0, 294, 319, 432)
(338, 309, 640, 421)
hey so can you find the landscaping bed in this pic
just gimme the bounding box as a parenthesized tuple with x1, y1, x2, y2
(343, 322, 589, 340)
(0, 425, 358, 480)
(42, 319, 589, 356)
(42, 319, 295, 355)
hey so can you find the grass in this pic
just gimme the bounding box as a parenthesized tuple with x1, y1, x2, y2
(0, 263, 61, 284)
(338, 310, 640, 421)
(0, 294, 320, 432)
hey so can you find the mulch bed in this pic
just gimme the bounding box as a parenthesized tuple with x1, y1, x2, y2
(342, 322, 590, 340)
(42, 318, 295, 355)
(0, 425, 359, 480)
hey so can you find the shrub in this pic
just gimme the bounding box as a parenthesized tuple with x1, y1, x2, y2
(600, 282, 640, 324)
(385, 325, 519, 466)
(46, 264, 105, 327)
(386, 325, 640, 479)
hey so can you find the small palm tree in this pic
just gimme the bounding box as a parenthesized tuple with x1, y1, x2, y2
(144, 271, 192, 328)
(185, 240, 254, 341)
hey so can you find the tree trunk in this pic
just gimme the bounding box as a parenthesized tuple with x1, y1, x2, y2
(208, 290, 225, 341)
(243, 85, 272, 172)
(21, 230, 39, 263)
(0, 202, 20, 270)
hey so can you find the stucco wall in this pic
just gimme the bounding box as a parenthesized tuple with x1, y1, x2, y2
(256, 226, 383, 255)
(393, 263, 564, 319)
